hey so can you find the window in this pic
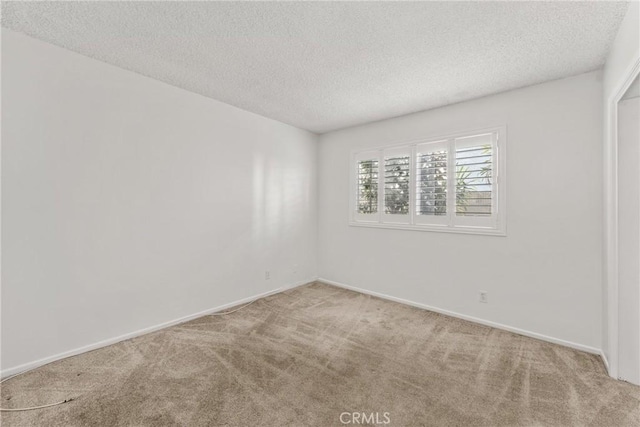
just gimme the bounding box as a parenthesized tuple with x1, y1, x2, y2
(357, 158, 378, 215)
(416, 140, 448, 226)
(382, 147, 411, 223)
(354, 151, 380, 222)
(384, 154, 410, 215)
(350, 127, 506, 235)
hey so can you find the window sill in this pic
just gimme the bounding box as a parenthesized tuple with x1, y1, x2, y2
(349, 221, 506, 236)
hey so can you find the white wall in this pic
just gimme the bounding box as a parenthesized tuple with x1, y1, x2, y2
(318, 71, 603, 351)
(602, 1, 640, 371)
(1, 29, 318, 374)
(617, 96, 640, 384)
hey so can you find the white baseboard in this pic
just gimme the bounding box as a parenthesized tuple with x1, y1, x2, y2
(0, 278, 316, 379)
(318, 277, 602, 356)
(3, 276, 605, 379)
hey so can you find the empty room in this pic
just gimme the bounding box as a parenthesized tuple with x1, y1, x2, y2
(1, 1, 640, 426)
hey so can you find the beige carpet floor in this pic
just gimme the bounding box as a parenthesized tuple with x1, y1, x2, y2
(1, 282, 639, 426)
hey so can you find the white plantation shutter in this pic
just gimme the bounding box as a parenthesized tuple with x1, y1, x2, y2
(354, 151, 380, 222)
(350, 127, 505, 235)
(382, 146, 411, 223)
(454, 133, 498, 228)
(357, 160, 379, 214)
(415, 140, 448, 225)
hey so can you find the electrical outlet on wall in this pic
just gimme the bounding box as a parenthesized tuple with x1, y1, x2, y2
(479, 291, 488, 303)
(265, 271, 270, 280)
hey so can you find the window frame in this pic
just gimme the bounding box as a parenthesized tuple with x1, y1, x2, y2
(354, 150, 381, 223)
(381, 146, 412, 224)
(349, 126, 507, 236)
(415, 139, 450, 227)
(452, 132, 498, 229)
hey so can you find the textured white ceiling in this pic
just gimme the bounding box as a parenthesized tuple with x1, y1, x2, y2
(1, 1, 630, 133)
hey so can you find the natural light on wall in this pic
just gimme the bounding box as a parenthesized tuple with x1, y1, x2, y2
(350, 126, 506, 235)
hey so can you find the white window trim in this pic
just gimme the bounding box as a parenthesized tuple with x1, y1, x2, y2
(349, 126, 507, 236)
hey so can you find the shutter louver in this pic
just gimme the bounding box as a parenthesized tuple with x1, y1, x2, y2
(416, 149, 447, 216)
(456, 142, 493, 216)
(384, 155, 410, 215)
(357, 159, 378, 214)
